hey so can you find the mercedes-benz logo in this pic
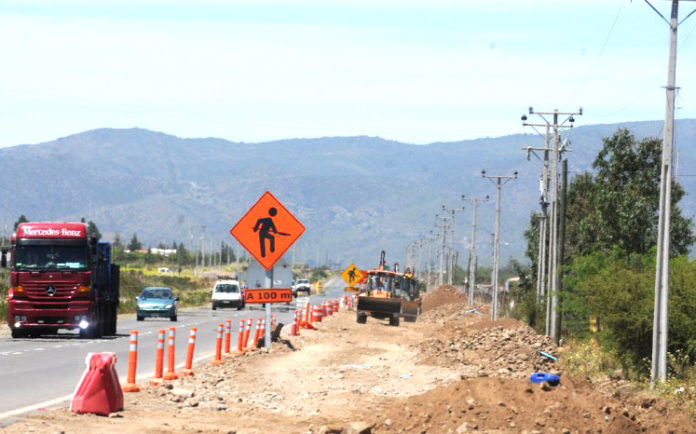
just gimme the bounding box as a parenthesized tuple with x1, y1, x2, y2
(46, 285, 56, 296)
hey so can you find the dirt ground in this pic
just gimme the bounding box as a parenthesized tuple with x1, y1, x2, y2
(3, 286, 696, 433)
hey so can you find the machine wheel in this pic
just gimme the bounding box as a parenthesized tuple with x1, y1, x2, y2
(389, 314, 400, 327)
(212, 302, 217, 310)
(356, 312, 367, 324)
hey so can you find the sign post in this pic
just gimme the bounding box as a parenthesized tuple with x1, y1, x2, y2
(231, 191, 305, 348)
(265, 268, 272, 348)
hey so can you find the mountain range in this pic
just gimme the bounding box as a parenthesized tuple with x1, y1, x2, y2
(1, 120, 694, 269)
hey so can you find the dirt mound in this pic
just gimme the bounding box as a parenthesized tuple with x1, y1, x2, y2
(421, 285, 468, 312)
(369, 375, 692, 433)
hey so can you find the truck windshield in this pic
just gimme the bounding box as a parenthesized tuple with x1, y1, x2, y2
(14, 245, 89, 271)
(215, 284, 239, 293)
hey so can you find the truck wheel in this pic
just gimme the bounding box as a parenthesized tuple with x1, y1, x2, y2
(136, 315, 144, 321)
(389, 314, 400, 327)
(212, 302, 217, 310)
(80, 325, 100, 339)
(237, 304, 244, 311)
(170, 315, 177, 322)
(11, 328, 26, 339)
(110, 306, 118, 335)
(356, 312, 367, 324)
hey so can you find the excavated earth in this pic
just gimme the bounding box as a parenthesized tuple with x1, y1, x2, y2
(3, 286, 696, 433)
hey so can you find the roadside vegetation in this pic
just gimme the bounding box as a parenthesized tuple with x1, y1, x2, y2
(508, 128, 696, 399)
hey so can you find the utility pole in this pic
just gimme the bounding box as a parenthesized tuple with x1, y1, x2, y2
(645, 0, 694, 386)
(482, 170, 518, 321)
(426, 231, 435, 288)
(442, 205, 465, 286)
(522, 124, 552, 302)
(522, 107, 581, 342)
(436, 215, 448, 287)
(200, 225, 206, 269)
(416, 239, 423, 281)
(462, 195, 488, 305)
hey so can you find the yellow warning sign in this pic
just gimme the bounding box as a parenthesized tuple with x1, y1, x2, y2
(341, 264, 364, 285)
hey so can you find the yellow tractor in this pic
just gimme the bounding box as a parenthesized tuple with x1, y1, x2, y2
(356, 251, 422, 326)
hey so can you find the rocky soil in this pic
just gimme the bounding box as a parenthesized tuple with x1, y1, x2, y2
(2, 286, 695, 433)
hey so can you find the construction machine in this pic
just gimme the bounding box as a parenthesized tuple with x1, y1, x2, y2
(356, 251, 422, 326)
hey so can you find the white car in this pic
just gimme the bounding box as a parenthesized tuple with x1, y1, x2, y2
(292, 278, 312, 297)
(211, 280, 245, 310)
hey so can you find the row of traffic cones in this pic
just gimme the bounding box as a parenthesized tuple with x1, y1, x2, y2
(122, 326, 198, 392)
(122, 299, 356, 392)
(290, 295, 357, 336)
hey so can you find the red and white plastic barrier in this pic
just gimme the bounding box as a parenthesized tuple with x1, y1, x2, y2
(71, 352, 123, 416)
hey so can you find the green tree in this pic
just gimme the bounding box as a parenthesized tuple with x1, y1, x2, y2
(128, 233, 142, 251)
(567, 129, 694, 257)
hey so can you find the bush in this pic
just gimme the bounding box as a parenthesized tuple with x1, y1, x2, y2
(563, 248, 696, 377)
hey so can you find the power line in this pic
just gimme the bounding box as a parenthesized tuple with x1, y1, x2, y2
(566, 0, 626, 106)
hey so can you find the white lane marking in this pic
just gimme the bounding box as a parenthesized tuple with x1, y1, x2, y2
(33, 348, 44, 351)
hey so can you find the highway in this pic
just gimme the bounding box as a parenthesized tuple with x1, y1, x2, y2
(0, 276, 346, 420)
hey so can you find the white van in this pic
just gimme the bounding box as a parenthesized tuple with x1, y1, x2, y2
(211, 279, 244, 310)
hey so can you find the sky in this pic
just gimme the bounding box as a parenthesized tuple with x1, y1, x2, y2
(1, 0, 696, 146)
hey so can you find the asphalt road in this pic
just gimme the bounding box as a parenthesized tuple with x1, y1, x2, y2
(0, 276, 346, 421)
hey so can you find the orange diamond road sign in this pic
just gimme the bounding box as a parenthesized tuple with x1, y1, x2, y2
(341, 263, 364, 285)
(230, 191, 305, 270)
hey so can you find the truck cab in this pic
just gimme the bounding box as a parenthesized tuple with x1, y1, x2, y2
(4, 222, 119, 339)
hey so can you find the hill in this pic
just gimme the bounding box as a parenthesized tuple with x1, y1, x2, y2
(0, 120, 694, 269)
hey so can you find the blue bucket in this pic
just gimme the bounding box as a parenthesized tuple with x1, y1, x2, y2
(529, 372, 560, 386)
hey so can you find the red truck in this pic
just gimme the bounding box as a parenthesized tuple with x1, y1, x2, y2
(2, 222, 120, 339)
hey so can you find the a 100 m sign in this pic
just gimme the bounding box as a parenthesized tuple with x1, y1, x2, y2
(244, 288, 292, 304)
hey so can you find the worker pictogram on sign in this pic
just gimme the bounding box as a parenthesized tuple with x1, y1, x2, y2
(341, 264, 364, 285)
(230, 191, 305, 270)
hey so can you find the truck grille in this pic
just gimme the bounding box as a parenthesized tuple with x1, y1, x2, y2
(24, 282, 79, 298)
(33, 303, 70, 309)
